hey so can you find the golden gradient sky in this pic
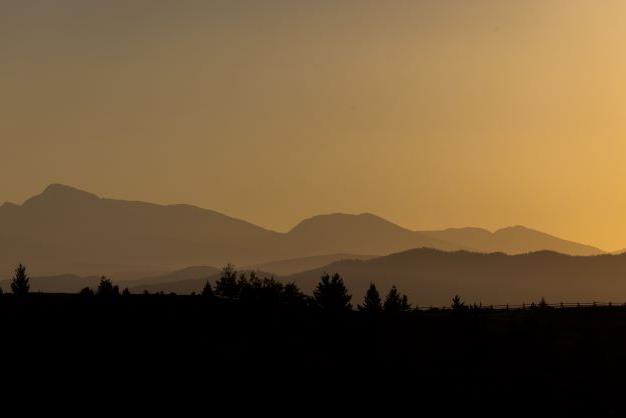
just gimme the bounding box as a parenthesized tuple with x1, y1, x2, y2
(2, 1, 626, 251)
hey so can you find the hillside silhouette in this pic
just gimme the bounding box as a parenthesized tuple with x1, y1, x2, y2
(420, 226, 602, 256)
(94, 249, 626, 308)
(0, 184, 605, 277)
(244, 253, 376, 275)
(285, 249, 626, 306)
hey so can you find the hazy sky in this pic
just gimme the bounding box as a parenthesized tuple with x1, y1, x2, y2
(2, 1, 626, 250)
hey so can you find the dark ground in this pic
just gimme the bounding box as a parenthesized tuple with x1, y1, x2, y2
(2, 293, 626, 416)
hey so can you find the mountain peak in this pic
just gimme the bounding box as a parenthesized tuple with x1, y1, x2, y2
(496, 225, 532, 233)
(43, 183, 94, 195)
(23, 184, 100, 206)
(289, 212, 400, 234)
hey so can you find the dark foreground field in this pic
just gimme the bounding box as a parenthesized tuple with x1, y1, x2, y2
(2, 293, 626, 416)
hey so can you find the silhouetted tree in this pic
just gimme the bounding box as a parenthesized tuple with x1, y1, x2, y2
(79, 287, 94, 297)
(122, 288, 131, 296)
(214, 264, 239, 299)
(313, 273, 352, 313)
(451, 295, 466, 312)
(359, 283, 383, 313)
(239, 271, 258, 302)
(400, 294, 411, 312)
(10, 264, 30, 296)
(237, 272, 249, 291)
(283, 282, 307, 306)
(97, 276, 118, 297)
(258, 277, 284, 306)
(239, 273, 285, 307)
(538, 297, 549, 309)
(383, 286, 411, 313)
(201, 281, 214, 298)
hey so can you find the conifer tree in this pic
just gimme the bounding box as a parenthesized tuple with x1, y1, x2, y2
(215, 264, 239, 299)
(10, 264, 30, 296)
(383, 286, 411, 313)
(359, 283, 383, 313)
(451, 295, 466, 312)
(313, 273, 352, 313)
(97, 276, 116, 297)
(201, 281, 214, 298)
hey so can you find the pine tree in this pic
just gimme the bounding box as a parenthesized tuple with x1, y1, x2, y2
(400, 294, 412, 312)
(283, 282, 306, 306)
(201, 281, 214, 298)
(451, 295, 466, 312)
(383, 286, 402, 313)
(79, 287, 94, 297)
(359, 283, 383, 313)
(10, 264, 30, 296)
(97, 276, 116, 297)
(313, 273, 352, 313)
(214, 264, 239, 299)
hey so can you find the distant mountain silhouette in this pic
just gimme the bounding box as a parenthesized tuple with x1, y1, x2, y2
(117, 265, 219, 290)
(128, 269, 275, 294)
(285, 249, 626, 306)
(0, 184, 280, 276)
(0, 265, 221, 294)
(285, 213, 462, 255)
(0, 184, 605, 277)
(419, 226, 603, 256)
(245, 253, 376, 276)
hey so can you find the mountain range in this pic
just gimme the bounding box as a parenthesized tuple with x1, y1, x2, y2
(0, 184, 605, 278)
(28, 249, 626, 307)
(284, 249, 626, 306)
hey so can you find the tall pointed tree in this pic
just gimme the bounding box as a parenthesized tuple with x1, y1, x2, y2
(451, 295, 466, 312)
(97, 276, 117, 297)
(313, 273, 352, 313)
(201, 281, 214, 298)
(214, 264, 239, 299)
(10, 264, 30, 296)
(384, 286, 411, 313)
(359, 283, 383, 314)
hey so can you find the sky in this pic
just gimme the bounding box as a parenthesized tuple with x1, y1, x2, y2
(2, 0, 626, 251)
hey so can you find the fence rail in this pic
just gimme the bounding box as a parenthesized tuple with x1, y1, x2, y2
(415, 301, 626, 312)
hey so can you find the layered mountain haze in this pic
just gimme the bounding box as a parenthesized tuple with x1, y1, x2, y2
(0, 184, 281, 276)
(0, 273, 103, 294)
(419, 226, 603, 256)
(0, 185, 606, 280)
(118, 266, 220, 291)
(0, 266, 221, 295)
(285, 249, 626, 306)
(245, 254, 377, 276)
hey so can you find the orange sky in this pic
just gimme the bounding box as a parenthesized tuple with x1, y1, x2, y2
(2, 1, 626, 251)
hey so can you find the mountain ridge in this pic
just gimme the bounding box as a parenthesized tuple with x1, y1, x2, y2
(284, 248, 626, 306)
(0, 184, 606, 277)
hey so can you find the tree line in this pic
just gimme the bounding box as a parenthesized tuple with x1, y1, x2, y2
(1, 263, 417, 314)
(3, 263, 562, 312)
